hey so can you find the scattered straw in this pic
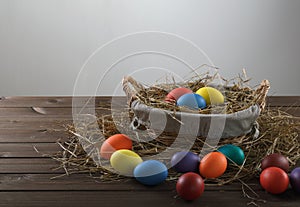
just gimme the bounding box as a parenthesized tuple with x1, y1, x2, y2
(50, 71, 299, 187)
(51, 108, 300, 184)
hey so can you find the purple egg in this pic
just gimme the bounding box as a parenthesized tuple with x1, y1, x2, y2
(290, 167, 300, 193)
(171, 151, 200, 173)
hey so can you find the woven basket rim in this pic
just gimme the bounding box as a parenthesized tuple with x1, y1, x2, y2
(131, 99, 261, 117)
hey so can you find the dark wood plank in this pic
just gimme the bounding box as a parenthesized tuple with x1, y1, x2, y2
(0, 172, 263, 192)
(0, 96, 123, 108)
(267, 96, 300, 107)
(0, 158, 62, 173)
(0, 190, 299, 207)
(0, 174, 174, 191)
(0, 120, 68, 130)
(0, 143, 60, 157)
(0, 108, 111, 120)
(0, 158, 261, 191)
(0, 108, 73, 118)
(267, 106, 300, 117)
(0, 129, 67, 143)
(0, 96, 104, 108)
(0, 96, 77, 107)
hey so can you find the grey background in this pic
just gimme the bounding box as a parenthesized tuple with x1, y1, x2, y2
(1, 0, 299, 96)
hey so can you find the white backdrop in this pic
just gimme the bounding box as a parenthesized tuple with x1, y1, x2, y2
(1, 0, 300, 95)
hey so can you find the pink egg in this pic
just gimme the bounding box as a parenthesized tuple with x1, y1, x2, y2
(165, 87, 192, 103)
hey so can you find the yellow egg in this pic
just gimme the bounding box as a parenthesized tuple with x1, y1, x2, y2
(110, 149, 143, 176)
(196, 87, 224, 105)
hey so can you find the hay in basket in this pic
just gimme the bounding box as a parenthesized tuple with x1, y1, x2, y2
(51, 70, 300, 189)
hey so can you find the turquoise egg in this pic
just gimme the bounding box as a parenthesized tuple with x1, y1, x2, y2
(217, 144, 245, 165)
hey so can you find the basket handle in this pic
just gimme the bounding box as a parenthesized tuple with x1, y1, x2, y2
(254, 79, 270, 111)
(122, 76, 145, 106)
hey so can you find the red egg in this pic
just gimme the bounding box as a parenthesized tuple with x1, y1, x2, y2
(199, 152, 227, 178)
(260, 167, 289, 194)
(261, 153, 289, 172)
(100, 134, 132, 159)
(176, 172, 205, 201)
(165, 87, 192, 103)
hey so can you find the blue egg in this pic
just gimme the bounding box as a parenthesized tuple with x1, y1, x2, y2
(217, 144, 245, 165)
(177, 93, 206, 110)
(171, 151, 200, 173)
(195, 94, 207, 109)
(134, 160, 168, 186)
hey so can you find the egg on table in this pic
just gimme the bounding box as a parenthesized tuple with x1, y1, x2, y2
(134, 160, 168, 186)
(177, 93, 206, 110)
(260, 167, 289, 194)
(110, 149, 143, 176)
(196, 86, 224, 105)
(165, 87, 192, 103)
(290, 167, 300, 194)
(100, 134, 133, 159)
(199, 152, 227, 178)
(176, 172, 205, 201)
(217, 144, 245, 166)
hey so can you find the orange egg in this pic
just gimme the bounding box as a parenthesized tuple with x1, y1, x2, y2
(199, 152, 227, 178)
(100, 134, 133, 159)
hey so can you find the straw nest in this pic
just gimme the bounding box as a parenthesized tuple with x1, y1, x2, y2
(51, 71, 300, 188)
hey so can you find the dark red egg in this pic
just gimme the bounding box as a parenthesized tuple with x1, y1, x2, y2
(261, 153, 289, 172)
(176, 172, 205, 201)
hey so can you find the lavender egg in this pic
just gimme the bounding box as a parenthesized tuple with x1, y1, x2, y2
(171, 151, 200, 173)
(290, 167, 300, 194)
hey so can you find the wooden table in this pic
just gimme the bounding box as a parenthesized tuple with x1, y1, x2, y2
(0, 96, 299, 207)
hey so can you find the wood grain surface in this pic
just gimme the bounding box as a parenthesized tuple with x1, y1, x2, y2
(0, 96, 299, 207)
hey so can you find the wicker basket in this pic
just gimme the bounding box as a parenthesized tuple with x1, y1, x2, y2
(122, 76, 270, 139)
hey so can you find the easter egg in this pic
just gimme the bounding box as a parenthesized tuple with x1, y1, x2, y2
(134, 160, 168, 186)
(100, 134, 133, 159)
(260, 167, 289, 194)
(217, 144, 245, 165)
(290, 167, 300, 193)
(196, 87, 224, 105)
(171, 151, 200, 173)
(176, 172, 205, 201)
(165, 87, 192, 103)
(199, 152, 227, 178)
(261, 153, 289, 172)
(177, 93, 206, 110)
(110, 149, 143, 176)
